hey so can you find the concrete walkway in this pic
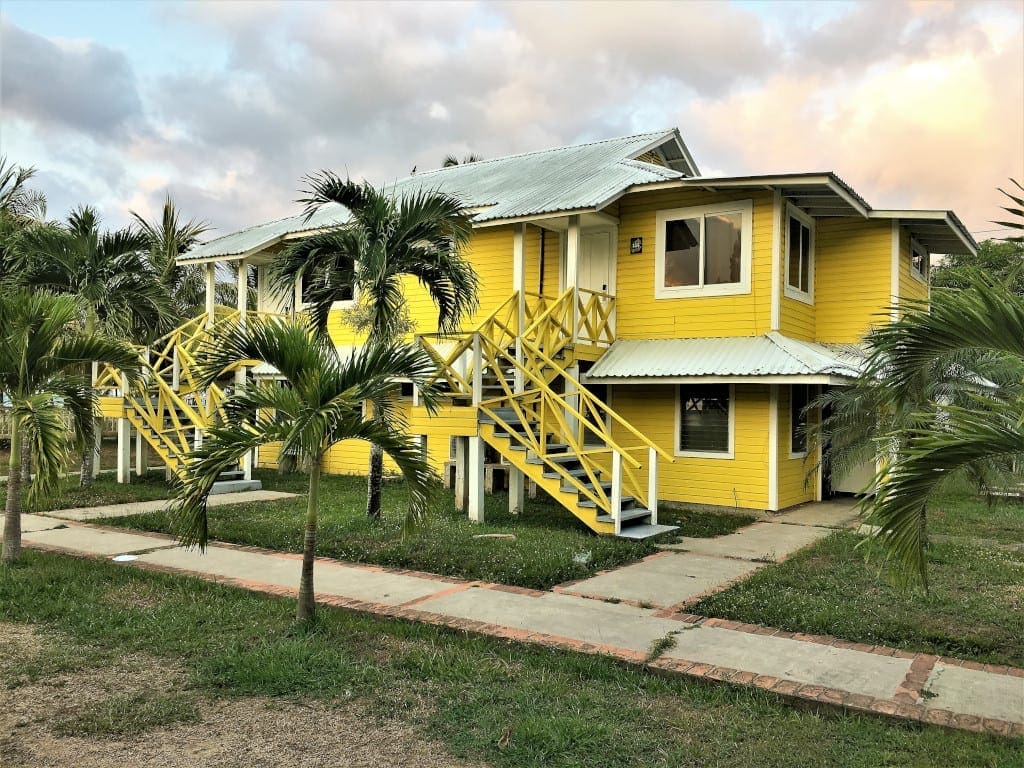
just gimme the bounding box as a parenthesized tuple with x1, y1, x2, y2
(558, 500, 861, 610)
(16, 503, 1024, 739)
(41, 490, 297, 522)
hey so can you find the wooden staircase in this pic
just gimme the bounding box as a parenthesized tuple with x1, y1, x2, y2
(95, 310, 260, 492)
(421, 290, 677, 540)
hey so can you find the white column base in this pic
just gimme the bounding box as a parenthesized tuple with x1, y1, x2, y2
(509, 467, 524, 515)
(116, 418, 131, 484)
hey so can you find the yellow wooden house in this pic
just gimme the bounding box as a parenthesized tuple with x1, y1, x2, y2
(97, 129, 976, 539)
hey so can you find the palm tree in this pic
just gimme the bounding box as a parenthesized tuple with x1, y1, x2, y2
(13, 206, 174, 486)
(1, 290, 140, 564)
(442, 153, 483, 168)
(0, 157, 46, 285)
(270, 174, 478, 519)
(174, 314, 439, 621)
(843, 182, 1024, 587)
(131, 195, 210, 320)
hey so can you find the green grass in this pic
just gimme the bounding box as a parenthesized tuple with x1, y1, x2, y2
(98, 470, 753, 590)
(926, 486, 1024, 544)
(0, 471, 172, 512)
(52, 693, 200, 737)
(693, 531, 1024, 668)
(0, 551, 1018, 766)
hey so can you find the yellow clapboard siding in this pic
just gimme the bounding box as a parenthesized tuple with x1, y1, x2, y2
(815, 219, 893, 343)
(609, 383, 770, 510)
(615, 189, 774, 339)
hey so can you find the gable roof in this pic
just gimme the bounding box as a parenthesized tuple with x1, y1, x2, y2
(181, 129, 694, 263)
(584, 333, 866, 383)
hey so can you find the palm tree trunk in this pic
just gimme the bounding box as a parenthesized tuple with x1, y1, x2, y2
(3, 417, 24, 564)
(296, 458, 321, 622)
(20, 429, 32, 484)
(366, 441, 384, 520)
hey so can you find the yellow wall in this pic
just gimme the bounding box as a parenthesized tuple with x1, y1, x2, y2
(814, 218, 893, 343)
(776, 385, 818, 509)
(615, 189, 775, 339)
(609, 383, 770, 510)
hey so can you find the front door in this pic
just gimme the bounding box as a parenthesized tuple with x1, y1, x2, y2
(578, 231, 614, 295)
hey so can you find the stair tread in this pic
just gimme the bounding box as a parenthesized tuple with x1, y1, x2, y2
(594, 507, 648, 523)
(614, 523, 679, 540)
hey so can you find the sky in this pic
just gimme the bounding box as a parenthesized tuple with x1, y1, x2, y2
(1, 0, 1022, 247)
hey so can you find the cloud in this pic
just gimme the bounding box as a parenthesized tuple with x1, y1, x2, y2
(0, 19, 144, 138)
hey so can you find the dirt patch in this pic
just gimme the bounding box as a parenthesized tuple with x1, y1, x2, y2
(0, 623, 484, 768)
(102, 582, 167, 611)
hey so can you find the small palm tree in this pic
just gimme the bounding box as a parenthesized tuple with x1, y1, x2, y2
(1, 290, 140, 564)
(270, 174, 478, 520)
(14, 206, 174, 486)
(174, 315, 439, 622)
(131, 195, 210, 320)
(442, 153, 484, 168)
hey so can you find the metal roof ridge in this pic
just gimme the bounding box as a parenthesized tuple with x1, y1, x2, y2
(407, 129, 677, 178)
(764, 331, 841, 371)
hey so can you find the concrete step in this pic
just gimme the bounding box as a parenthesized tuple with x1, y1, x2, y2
(595, 507, 649, 524)
(582, 495, 636, 510)
(614, 523, 679, 540)
(210, 479, 262, 495)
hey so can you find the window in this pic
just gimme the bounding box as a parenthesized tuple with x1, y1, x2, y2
(677, 384, 732, 456)
(790, 384, 809, 456)
(785, 206, 814, 301)
(298, 268, 355, 307)
(656, 201, 752, 298)
(911, 240, 928, 281)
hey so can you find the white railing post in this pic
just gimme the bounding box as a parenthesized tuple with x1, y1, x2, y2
(171, 347, 181, 392)
(648, 446, 658, 525)
(567, 215, 580, 344)
(116, 373, 132, 484)
(611, 450, 623, 536)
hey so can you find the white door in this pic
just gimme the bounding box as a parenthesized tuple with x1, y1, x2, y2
(578, 231, 613, 295)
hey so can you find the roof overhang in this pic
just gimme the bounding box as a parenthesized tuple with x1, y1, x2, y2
(584, 374, 854, 386)
(869, 209, 977, 255)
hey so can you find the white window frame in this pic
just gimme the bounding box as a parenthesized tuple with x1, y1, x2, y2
(789, 384, 810, 459)
(295, 271, 358, 312)
(655, 200, 753, 299)
(674, 383, 735, 459)
(910, 239, 929, 283)
(783, 204, 815, 304)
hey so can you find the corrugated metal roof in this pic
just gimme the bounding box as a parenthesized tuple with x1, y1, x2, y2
(585, 333, 864, 381)
(182, 130, 684, 262)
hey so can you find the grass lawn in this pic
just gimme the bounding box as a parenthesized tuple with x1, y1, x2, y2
(925, 486, 1024, 544)
(693, 531, 1024, 668)
(0, 471, 172, 513)
(98, 470, 755, 590)
(0, 551, 1018, 767)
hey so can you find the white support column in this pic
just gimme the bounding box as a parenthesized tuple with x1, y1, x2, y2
(454, 436, 468, 511)
(566, 215, 581, 344)
(770, 190, 782, 332)
(116, 418, 131, 484)
(509, 466, 524, 516)
(468, 435, 485, 523)
(116, 373, 131, 484)
(647, 446, 658, 525)
(135, 429, 147, 477)
(236, 260, 253, 481)
(471, 334, 483, 405)
(611, 451, 623, 536)
(768, 384, 779, 512)
(205, 263, 216, 324)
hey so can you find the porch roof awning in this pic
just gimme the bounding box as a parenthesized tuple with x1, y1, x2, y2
(583, 332, 866, 384)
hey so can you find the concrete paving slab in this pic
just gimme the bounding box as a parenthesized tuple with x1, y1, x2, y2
(565, 553, 763, 606)
(137, 545, 454, 606)
(663, 625, 912, 699)
(46, 490, 297, 522)
(664, 522, 833, 561)
(923, 663, 1024, 723)
(771, 499, 861, 528)
(419, 586, 688, 653)
(23, 526, 177, 556)
(19, 514, 68, 532)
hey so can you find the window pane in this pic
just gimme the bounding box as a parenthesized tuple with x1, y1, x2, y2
(800, 224, 811, 291)
(787, 217, 802, 290)
(679, 384, 730, 453)
(791, 385, 809, 453)
(704, 212, 742, 285)
(664, 218, 700, 287)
